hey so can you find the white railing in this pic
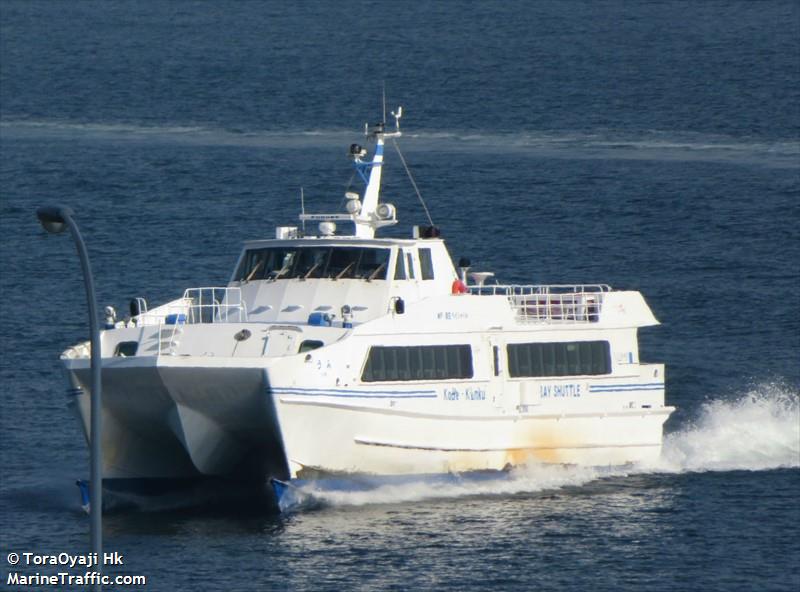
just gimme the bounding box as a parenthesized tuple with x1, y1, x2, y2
(182, 287, 248, 324)
(468, 284, 610, 323)
(128, 287, 248, 355)
(134, 287, 248, 327)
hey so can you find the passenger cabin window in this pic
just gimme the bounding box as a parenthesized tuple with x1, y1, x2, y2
(419, 248, 434, 280)
(362, 345, 474, 382)
(507, 341, 611, 377)
(236, 247, 390, 281)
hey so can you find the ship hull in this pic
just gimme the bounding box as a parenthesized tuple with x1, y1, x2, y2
(64, 357, 671, 485)
(275, 397, 670, 478)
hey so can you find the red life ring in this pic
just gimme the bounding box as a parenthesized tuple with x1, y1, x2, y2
(451, 279, 468, 294)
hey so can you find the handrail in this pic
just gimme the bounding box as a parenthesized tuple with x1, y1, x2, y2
(128, 288, 248, 355)
(182, 287, 248, 324)
(134, 287, 248, 327)
(466, 283, 611, 296)
(467, 284, 610, 323)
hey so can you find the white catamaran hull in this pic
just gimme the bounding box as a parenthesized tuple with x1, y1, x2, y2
(277, 399, 670, 476)
(65, 354, 669, 482)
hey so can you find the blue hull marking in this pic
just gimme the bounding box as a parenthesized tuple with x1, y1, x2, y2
(589, 383, 664, 393)
(270, 386, 436, 399)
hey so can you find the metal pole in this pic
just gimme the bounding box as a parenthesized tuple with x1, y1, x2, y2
(63, 214, 103, 589)
(38, 206, 103, 590)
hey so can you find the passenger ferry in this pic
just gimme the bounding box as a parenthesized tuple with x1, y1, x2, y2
(60, 109, 673, 496)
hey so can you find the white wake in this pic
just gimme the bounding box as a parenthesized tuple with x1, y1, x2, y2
(656, 383, 799, 473)
(3, 119, 797, 167)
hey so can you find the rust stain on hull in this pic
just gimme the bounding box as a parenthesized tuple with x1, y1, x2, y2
(505, 446, 563, 466)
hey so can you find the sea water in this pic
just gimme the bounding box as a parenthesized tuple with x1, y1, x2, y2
(1, 1, 798, 590)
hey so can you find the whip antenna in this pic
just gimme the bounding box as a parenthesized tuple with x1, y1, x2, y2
(381, 82, 387, 124)
(300, 187, 306, 235)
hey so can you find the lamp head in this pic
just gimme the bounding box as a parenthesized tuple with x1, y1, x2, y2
(36, 205, 74, 234)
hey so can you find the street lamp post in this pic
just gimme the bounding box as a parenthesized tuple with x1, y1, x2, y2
(36, 205, 103, 585)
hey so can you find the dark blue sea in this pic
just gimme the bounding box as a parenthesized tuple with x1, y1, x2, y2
(1, 1, 799, 590)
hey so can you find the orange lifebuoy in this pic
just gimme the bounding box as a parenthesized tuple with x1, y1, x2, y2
(451, 279, 468, 294)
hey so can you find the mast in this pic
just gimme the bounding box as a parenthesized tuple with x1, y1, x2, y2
(353, 107, 402, 238)
(299, 107, 402, 238)
(354, 133, 386, 238)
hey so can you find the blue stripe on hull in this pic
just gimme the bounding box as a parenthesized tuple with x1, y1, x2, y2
(589, 383, 664, 393)
(270, 386, 437, 399)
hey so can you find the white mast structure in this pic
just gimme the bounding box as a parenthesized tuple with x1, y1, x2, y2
(300, 107, 403, 239)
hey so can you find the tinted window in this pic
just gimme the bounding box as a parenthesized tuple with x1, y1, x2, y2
(419, 248, 434, 280)
(394, 250, 406, 280)
(406, 252, 415, 279)
(507, 341, 611, 377)
(295, 248, 330, 279)
(362, 345, 473, 382)
(299, 340, 324, 353)
(114, 341, 138, 357)
(237, 247, 390, 281)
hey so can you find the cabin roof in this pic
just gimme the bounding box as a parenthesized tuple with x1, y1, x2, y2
(241, 236, 445, 249)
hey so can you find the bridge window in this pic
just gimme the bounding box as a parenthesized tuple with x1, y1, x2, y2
(406, 252, 415, 279)
(507, 341, 611, 377)
(362, 344, 473, 382)
(419, 248, 434, 280)
(394, 250, 406, 280)
(236, 247, 390, 281)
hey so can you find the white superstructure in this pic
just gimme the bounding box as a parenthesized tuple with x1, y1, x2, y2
(60, 110, 673, 488)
